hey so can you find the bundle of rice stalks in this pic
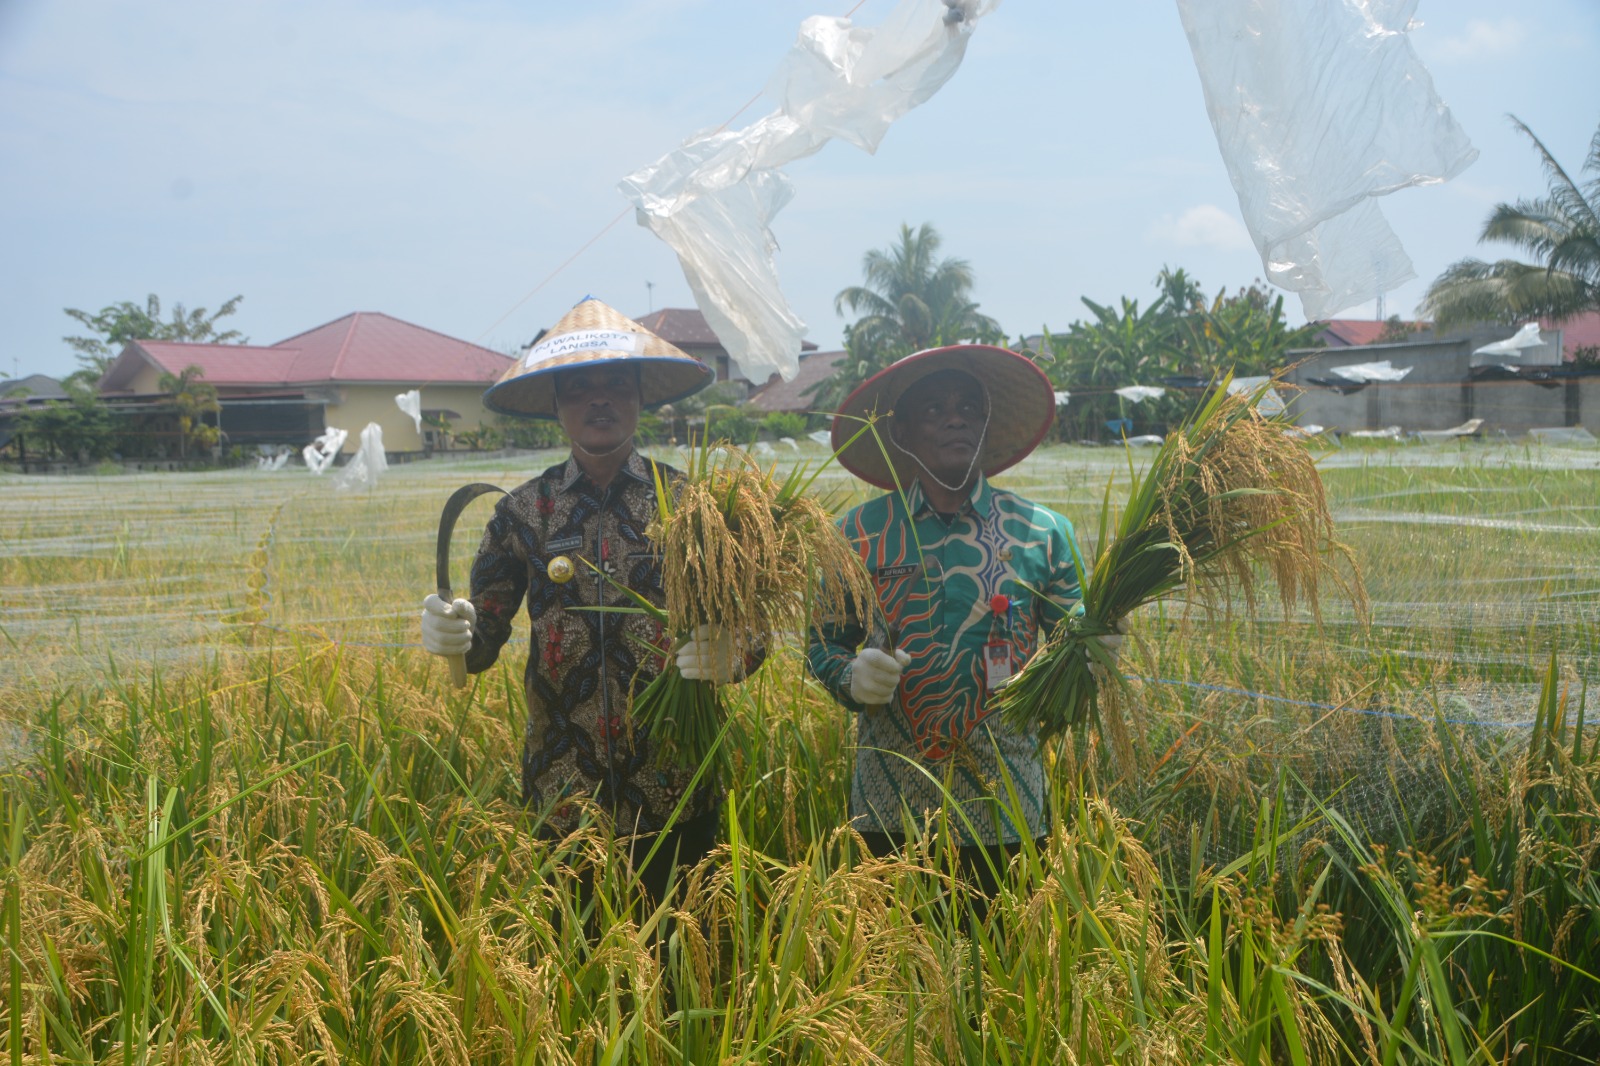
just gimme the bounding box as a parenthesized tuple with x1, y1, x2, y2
(628, 442, 873, 773)
(993, 376, 1362, 745)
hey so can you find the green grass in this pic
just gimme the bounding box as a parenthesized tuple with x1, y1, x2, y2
(0, 440, 1597, 1063)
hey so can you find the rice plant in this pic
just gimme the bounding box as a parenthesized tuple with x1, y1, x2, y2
(0, 441, 1596, 1062)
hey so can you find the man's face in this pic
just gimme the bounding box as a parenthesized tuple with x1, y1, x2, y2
(892, 369, 986, 488)
(554, 364, 641, 453)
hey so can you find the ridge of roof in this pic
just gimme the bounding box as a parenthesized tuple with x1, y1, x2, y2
(100, 313, 513, 390)
(270, 310, 359, 348)
(330, 312, 361, 380)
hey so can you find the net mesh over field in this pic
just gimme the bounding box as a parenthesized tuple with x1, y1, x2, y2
(2, 439, 1596, 865)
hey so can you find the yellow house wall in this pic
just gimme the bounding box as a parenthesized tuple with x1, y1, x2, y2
(127, 362, 165, 395)
(324, 384, 492, 453)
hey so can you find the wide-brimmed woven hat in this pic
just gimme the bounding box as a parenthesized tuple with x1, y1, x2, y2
(482, 297, 714, 419)
(830, 344, 1055, 491)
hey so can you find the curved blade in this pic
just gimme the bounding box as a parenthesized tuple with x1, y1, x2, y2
(436, 482, 506, 599)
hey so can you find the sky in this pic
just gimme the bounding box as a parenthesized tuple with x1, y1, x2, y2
(2, 0, 1596, 383)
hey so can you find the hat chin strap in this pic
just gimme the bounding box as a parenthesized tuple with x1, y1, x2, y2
(889, 402, 992, 495)
(571, 434, 635, 459)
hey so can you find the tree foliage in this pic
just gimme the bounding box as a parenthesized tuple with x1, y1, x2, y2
(64, 294, 247, 375)
(1421, 116, 1600, 329)
(15, 372, 116, 461)
(1042, 267, 1320, 439)
(156, 365, 221, 458)
(812, 223, 1003, 414)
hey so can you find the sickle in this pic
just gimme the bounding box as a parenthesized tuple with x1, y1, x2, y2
(436, 482, 506, 687)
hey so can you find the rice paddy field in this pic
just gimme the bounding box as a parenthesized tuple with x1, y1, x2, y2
(1, 437, 1597, 1064)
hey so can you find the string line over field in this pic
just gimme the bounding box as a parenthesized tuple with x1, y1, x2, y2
(476, 0, 875, 347)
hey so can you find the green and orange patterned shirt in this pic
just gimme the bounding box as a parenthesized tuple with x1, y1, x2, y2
(807, 474, 1082, 844)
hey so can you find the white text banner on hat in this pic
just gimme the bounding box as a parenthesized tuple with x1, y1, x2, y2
(524, 329, 639, 368)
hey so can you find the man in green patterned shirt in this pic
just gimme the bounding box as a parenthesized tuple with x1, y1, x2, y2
(808, 344, 1116, 899)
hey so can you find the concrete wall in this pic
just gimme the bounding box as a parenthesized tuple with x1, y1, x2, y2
(1467, 378, 1573, 433)
(1582, 379, 1600, 434)
(1284, 331, 1594, 435)
(1284, 339, 1472, 432)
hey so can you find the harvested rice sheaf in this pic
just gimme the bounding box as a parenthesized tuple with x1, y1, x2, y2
(634, 444, 874, 772)
(993, 378, 1364, 745)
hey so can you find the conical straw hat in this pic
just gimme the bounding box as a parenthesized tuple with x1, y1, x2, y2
(830, 345, 1055, 491)
(482, 297, 714, 419)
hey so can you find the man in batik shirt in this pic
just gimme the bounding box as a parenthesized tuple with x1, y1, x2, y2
(808, 344, 1117, 899)
(419, 297, 745, 908)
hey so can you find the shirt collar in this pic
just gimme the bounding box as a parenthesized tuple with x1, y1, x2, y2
(557, 446, 653, 493)
(905, 472, 993, 520)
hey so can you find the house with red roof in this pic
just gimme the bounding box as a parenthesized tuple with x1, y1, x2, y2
(632, 307, 817, 397)
(1314, 319, 1410, 347)
(97, 312, 514, 453)
(745, 349, 848, 414)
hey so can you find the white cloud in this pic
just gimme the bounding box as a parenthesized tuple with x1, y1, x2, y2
(1429, 17, 1527, 62)
(1145, 204, 1253, 252)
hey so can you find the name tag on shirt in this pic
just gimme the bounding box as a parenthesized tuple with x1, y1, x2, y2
(984, 641, 1014, 690)
(546, 535, 583, 552)
(876, 563, 919, 581)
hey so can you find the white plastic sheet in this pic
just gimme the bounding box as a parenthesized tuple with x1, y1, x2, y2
(336, 423, 388, 491)
(255, 445, 292, 472)
(1115, 386, 1167, 404)
(1528, 427, 1598, 446)
(1228, 375, 1286, 417)
(395, 389, 423, 434)
(620, 0, 996, 384)
(1176, 0, 1477, 320)
(1473, 323, 1543, 359)
(1331, 360, 1412, 384)
(303, 427, 348, 475)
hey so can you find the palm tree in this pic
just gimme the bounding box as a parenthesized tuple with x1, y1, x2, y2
(813, 223, 1002, 412)
(833, 223, 1001, 353)
(1421, 117, 1600, 329)
(157, 364, 221, 459)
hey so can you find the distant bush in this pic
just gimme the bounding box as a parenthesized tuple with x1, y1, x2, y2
(704, 406, 758, 445)
(491, 415, 567, 450)
(761, 411, 807, 440)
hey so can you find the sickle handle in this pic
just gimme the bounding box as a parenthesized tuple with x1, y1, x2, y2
(440, 584, 469, 689)
(435, 482, 506, 690)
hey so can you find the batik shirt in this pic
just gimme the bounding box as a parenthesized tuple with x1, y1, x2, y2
(807, 474, 1082, 844)
(465, 449, 715, 836)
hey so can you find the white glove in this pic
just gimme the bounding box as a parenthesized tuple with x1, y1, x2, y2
(1087, 619, 1128, 681)
(421, 593, 476, 656)
(675, 624, 742, 683)
(849, 647, 911, 705)
(1092, 632, 1124, 663)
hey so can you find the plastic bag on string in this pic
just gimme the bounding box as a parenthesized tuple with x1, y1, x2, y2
(336, 423, 387, 491)
(303, 427, 347, 475)
(1175, 0, 1477, 320)
(1115, 386, 1166, 404)
(620, 0, 997, 385)
(395, 389, 422, 434)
